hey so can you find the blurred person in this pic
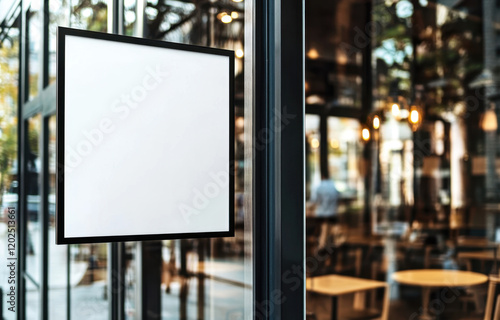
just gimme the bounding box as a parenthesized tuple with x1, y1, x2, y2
(310, 174, 340, 218)
(309, 174, 341, 249)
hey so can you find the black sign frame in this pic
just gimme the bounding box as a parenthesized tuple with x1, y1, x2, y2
(56, 27, 235, 244)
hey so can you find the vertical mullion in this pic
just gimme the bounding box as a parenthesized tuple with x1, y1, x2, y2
(279, 0, 304, 318)
(41, 0, 49, 88)
(108, 243, 118, 320)
(23, 8, 29, 103)
(108, 243, 127, 320)
(135, 0, 145, 37)
(108, 4, 125, 319)
(117, 0, 124, 35)
(67, 245, 71, 320)
(253, 0, 305, 318)
(320, 114, 327, 177)
(252, 0, 273, 317)
(18, 4, 28, 320)
(40, 116, 49, 320)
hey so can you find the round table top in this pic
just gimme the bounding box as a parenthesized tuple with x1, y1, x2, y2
(392, 269, 488, 288)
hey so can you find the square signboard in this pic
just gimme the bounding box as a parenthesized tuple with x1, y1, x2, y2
(57, 27, 234, 244)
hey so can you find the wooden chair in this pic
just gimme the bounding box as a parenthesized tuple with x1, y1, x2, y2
(462, 276, 500, 320)
(346, 283, 390, 320)
(483, 276, 500, 320)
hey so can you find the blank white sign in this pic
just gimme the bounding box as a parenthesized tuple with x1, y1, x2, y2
(57, 27, 234, 243)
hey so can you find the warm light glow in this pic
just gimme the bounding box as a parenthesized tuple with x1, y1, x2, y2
(305, 94, 325, 105)
(330, 139, 339, 149)
(311, 138, 320, 149)
(337, 51, 348, 65)
(232, 0, 243, 2)
(391, 103, 400, 118)
(482, 109, 498, 131)
(231, 11, 239, 19)
(373, 115, 380, 129)
(235, 49, 244, 58)
(410, 109, 419, 124)
(307, 48, 319, 59)
(221, 15, 232, 23)
(235, 117, 244, 129)
(362, 128, 370, 141)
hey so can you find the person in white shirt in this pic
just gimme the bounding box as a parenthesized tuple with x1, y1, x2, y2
(310, 174, 341, 250)
(310, 174, 340, 218)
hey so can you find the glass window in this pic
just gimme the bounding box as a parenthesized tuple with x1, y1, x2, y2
(327, 117, 364, 213)
(306, 0, 500, 319)
(48, 115, 67, 319)
(124, 0, 137, 36)
(305, 114, 320, 202)
(26, 115, 41, 319)
(28, 0, 42, 99)
(143, 1, 250, 319)
(124, 242, 138, 317)
(305, 0, 369, 108)
(48, 0, 70, 84)
(49, 0, 109, 84)
(70, 243, 109, 319)
(0, 24, 19, 320)
(70, 0, 108, 32)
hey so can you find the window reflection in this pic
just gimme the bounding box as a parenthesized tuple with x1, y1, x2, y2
(305, 0, 369, 109)
(306, 115, 320, 202)
(306, 0, 500, 319)
(124, 0, 137, 36)
(48, 116, 67, 318)
(70, 0, 108, 32)
(144, 1, 248, 319)
(28, 1, 42, 99)
(26, 115, 41, 319)
(49, 0, 70, 84)
(0, 25, 19, 320)
(70, 243, 109, 319)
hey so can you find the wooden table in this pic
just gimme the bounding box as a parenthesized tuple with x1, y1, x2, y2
(458, 250, 499, 273)
(392, 270, 488, 320)
(306, 274, 389, 320)
(458, 251, 498, 261)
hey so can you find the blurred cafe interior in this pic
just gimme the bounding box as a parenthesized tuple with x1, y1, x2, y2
(304, 0, 500, 319)
(1, 0, 500, 319)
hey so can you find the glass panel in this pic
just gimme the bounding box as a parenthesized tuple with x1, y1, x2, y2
(70, 243, 109, 319)
(49, 0, 108, 83)
(49, 0, 70, 84)
(124, 242, 138, 317)
(0, 23, 19, 320)
(50, 0, 109, 84)
(48, 115, 67, 318)
(305, 0, 368, 108)
(124, 0, 137, 36)
(327, 117, 364, 215)
(143, 1, 250, 319)
(70, 0, 108, 32)
(26, 115, 41, 319)
(28, 0, 42, 99)
(305, 114, 321, 202)
(306, 0, 500, 319)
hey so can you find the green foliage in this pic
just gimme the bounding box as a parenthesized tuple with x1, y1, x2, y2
(0, 36, 19, 201)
